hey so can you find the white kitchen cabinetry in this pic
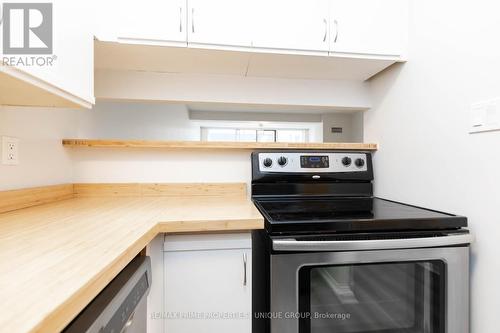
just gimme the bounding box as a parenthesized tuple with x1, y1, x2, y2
(97, 0, 251, 48)
(115, 0, 187, 46)
(93, 0, 408, 82)
(252, 0, 331, 54)
(187, 0, 252, 49)
(0, 0, 94, 108)
(163, 233, 252, 333)
(94, 0, 408, 58)
(330, 0, 408, 57)
(250, 0, 408, 57)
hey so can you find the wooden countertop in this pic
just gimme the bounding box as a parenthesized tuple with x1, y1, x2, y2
(0, 193, 263, 333)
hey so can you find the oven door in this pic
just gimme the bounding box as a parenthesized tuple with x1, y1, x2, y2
(270, 234, 471, 333)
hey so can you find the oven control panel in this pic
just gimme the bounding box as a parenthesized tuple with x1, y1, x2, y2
(258, 152, 368, 173)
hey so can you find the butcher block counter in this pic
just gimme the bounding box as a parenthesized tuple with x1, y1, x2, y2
(0, 183, 264, 333)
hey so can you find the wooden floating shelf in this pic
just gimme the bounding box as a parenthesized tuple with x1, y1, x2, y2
(62, 139, 378, 151)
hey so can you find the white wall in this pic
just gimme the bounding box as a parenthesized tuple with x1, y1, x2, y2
(73, 101, 253, 184)
(364, 1, 500, 331)
(71, 148, 251, 184)
(0, 107, 76, 190)
(71, 101, 324, 184)
(95, 69, 371, 110)
(77, 101, 323, 142)
(322, 113, 363, 142)
(0, 101, 326, 190)
(76, 101, 200, 140)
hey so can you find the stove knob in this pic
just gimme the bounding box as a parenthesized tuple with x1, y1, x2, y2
(341, 156, 352, 166)
(263, 158, 273, 168)
(355, 158, 365, 167)
(277, 156, 288, 166)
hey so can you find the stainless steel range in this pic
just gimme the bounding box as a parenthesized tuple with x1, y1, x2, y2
(251, 151, 472, 333)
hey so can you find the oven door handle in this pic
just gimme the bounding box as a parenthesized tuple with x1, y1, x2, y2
(272, 233, 474, 252)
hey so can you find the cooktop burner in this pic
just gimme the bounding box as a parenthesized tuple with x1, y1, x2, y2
(255, 196, 374, 222)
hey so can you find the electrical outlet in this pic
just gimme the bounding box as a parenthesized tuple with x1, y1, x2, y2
(1, 136, 19, 165)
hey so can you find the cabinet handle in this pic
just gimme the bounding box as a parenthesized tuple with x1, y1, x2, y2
(191, 8, 195, 33)
(243, 253, 247, 286)
(334, 19, 339, 43)
(323, 18, 327, 42)
(179, 7, 183, 32)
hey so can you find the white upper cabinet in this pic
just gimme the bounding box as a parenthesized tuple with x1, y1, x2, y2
(187, 0, 252, 48)
(330, 0, 408, 58)
(50, 0, 94, 104)
(94, 0, 408, 59)
(0, 0, 94, 108)
(91, 0, 409, 83)
(251, 0, 331, 54)
(116, 0, 188, 46)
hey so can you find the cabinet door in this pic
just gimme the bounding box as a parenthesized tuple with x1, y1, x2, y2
(251, 0, 330, 54)
(52, 0, 94, 104)
(164, 248, 252, 333)
(118, 0, 187, 45)
(187, 0, 252, 48)
(330, 0, 408, 57)
(0, 0, 94, 107)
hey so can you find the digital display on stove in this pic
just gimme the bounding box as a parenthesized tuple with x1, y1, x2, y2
(300, 155, 329, 168)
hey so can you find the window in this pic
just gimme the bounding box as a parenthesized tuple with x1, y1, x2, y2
(257, 130, 276, 142)
(202, 128, 238, 141)
(201, 127, 308, 143)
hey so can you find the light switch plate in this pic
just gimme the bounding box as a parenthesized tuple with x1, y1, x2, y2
(470, 98, 500, 133)
(1, 136, 20, 165)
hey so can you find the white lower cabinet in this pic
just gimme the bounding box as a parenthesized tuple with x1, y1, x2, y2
(163, 233, 252, 333)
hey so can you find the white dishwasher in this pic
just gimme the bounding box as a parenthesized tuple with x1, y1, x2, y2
(63, 255, 152, 333)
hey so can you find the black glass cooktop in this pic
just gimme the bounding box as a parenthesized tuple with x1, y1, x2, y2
(253, 197, 467, 234)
